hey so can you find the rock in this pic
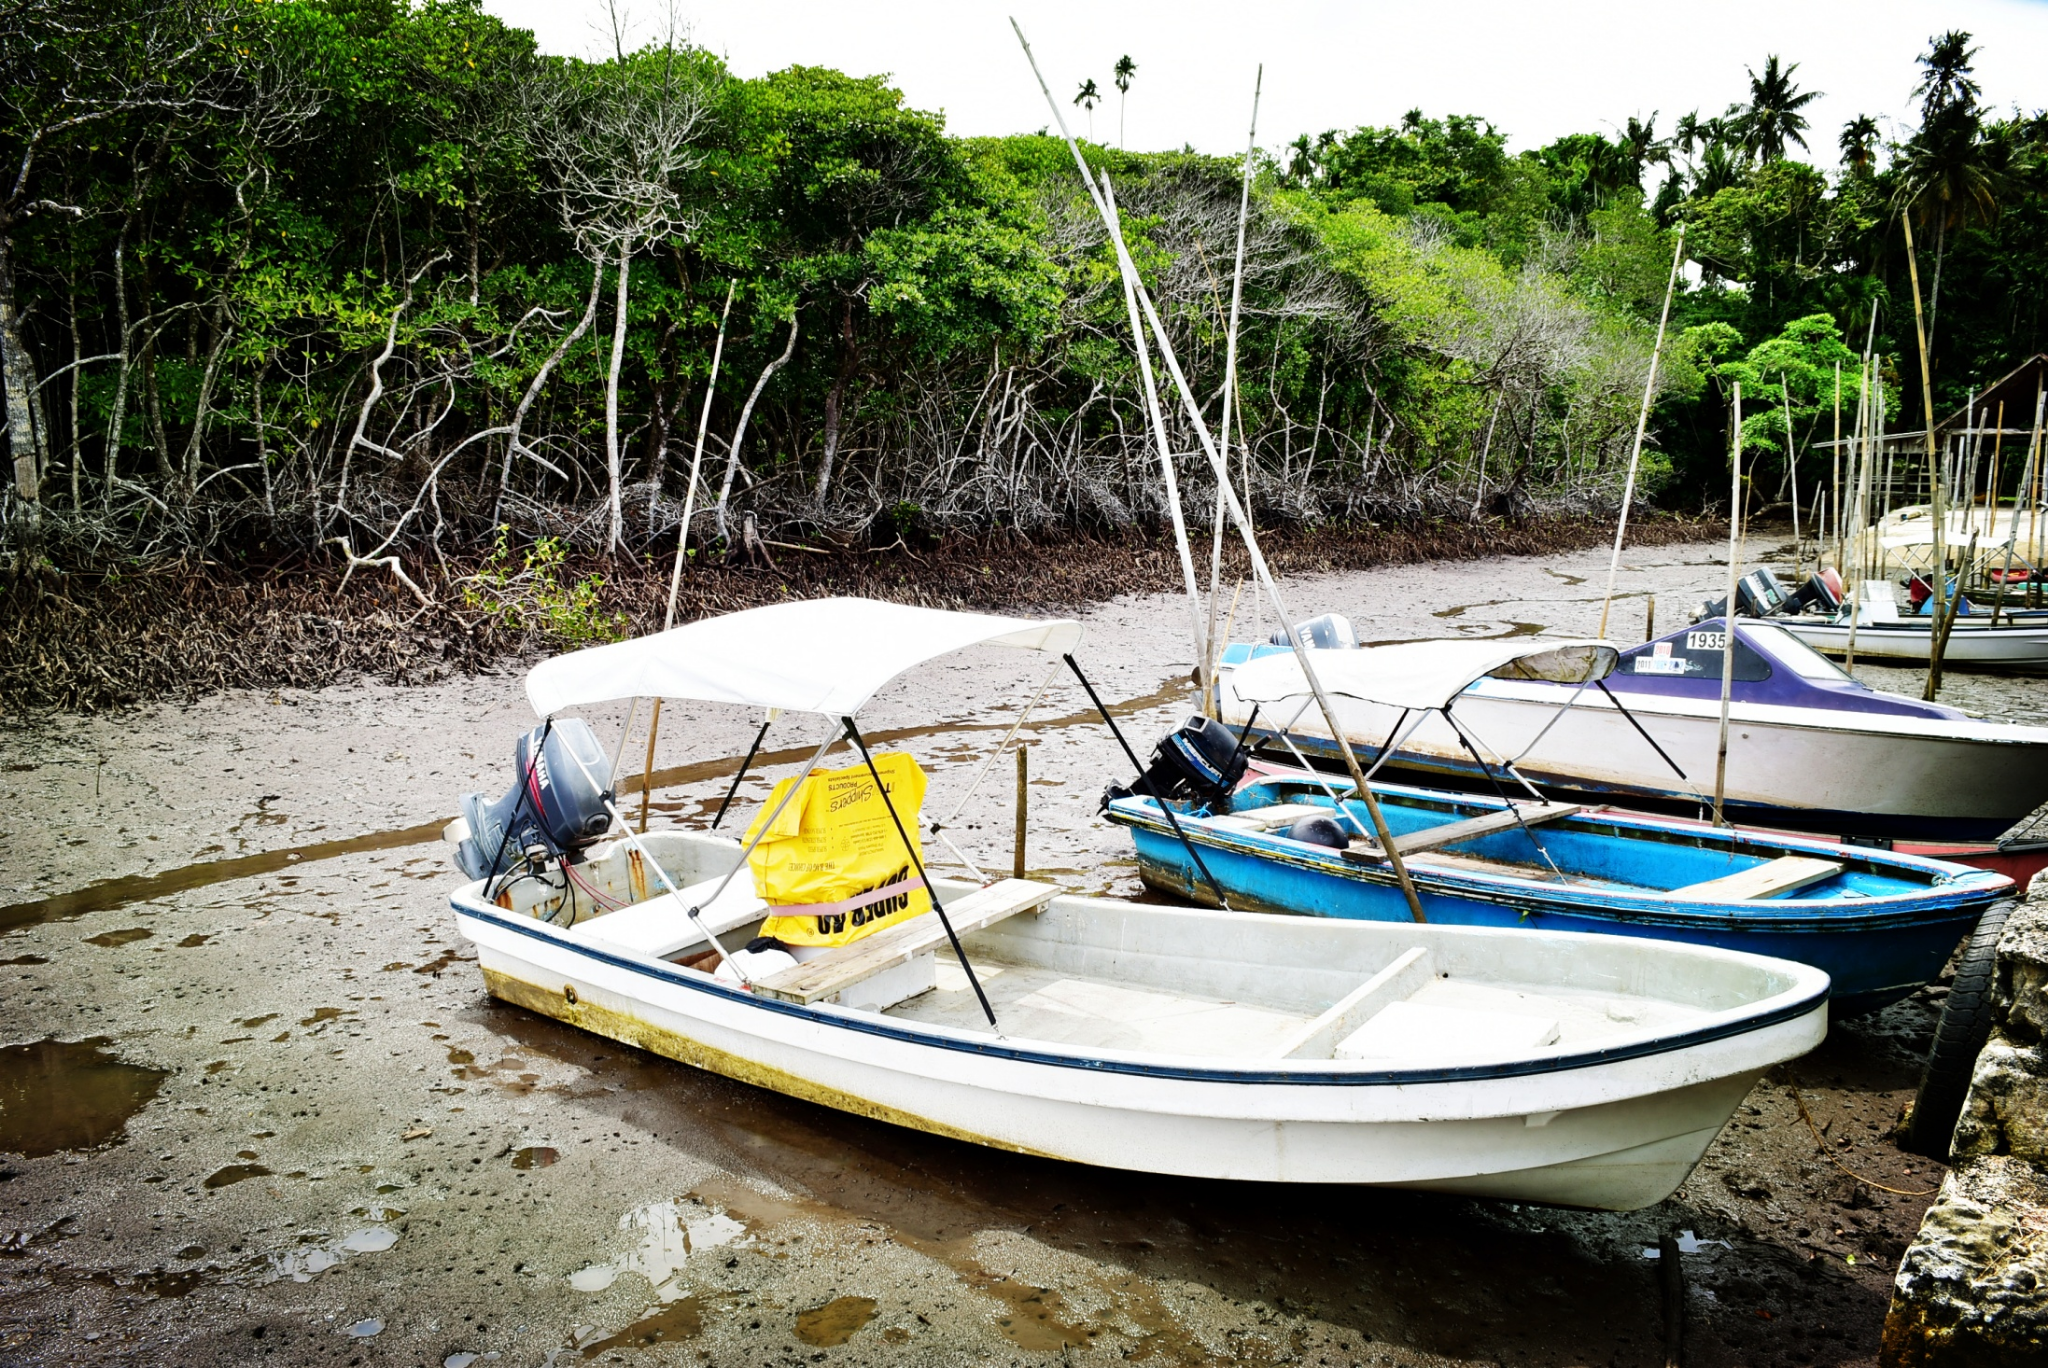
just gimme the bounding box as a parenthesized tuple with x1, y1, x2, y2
(1951, 1041, 2048, 1165)
(1881, 1157, 2048, 1367)
(1883, 883, 2048, 1366)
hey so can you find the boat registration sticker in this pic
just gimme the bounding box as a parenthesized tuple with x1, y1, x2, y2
(1633, 654, 1686, 674)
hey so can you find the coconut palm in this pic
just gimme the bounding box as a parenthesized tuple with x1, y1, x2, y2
(1622, 112, 1668, 187)
(1730, 55, 1820, 163)
(1113, 54, 1136, 149)
(1839, 115, 1882, 176)
(1074, 77, 1100, 141)
(1898, 33, 1998, 347)
(1914, 30, 1981, 125)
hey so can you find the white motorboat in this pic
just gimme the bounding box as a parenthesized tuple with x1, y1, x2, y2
(1743, 579, 2048, 671)
(445, 599, 1828, 1211)
(1215, 619, 2048, 842)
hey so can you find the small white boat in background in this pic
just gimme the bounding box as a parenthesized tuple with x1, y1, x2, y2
(446, 599, 1829, 1211)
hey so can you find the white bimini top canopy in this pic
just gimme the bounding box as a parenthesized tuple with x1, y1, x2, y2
(1231, 638, 1618, 713)
(525, 596, 1084, 718)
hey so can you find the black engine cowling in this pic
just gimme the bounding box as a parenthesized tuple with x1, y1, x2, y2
(451, 717, 614, 882)
(1102, 715, 1249, 813)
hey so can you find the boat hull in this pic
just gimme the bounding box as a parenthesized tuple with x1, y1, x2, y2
(1224, 679, 2048, 842)
(451, 893, 1826, 1211)
(1116, 815, 1993, 1016)
(1777, 616, 2048, 670)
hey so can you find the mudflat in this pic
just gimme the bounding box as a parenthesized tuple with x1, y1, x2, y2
(0, 534, 2033, 1367)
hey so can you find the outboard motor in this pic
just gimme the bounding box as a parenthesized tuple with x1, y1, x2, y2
(1102, 715, 1250, 813)
(1698, 567, 1793, 621)
(1267, 612, 1358, 650)
(1790, 568, 1844, 614)
(449, 717, 615, 882)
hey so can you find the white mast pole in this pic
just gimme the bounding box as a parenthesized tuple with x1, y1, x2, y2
(1596, 226, 1684, 639)
(1011, 19, 1428, 921)
(1714, 384, 1743, 825)
(1204, 66, 1262, 714)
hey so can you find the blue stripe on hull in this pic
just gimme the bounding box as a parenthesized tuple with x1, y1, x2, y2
(1125, 826, 1981, 1017)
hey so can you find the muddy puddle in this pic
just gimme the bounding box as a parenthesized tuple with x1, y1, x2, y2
(0, 533, 2027, 1366)
(0, 1039, 167, 1157)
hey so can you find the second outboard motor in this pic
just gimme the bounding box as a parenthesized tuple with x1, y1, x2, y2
(1268, 612, 1358, 650)
(1103, 715, 1250, 812)
(1698, 567, 1793, 620)
(450, 717, 615, 881)
(1791, 568, 1844, 614)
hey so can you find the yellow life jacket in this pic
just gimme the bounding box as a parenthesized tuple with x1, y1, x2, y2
(743, 751, 931, 948)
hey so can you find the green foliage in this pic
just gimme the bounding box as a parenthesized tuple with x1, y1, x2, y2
(461, 529, 626, 645)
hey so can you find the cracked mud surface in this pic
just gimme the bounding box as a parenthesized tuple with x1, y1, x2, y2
(0, 533, 2038, 1366)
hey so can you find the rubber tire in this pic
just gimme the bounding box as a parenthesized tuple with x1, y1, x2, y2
(1906, 899, 2016, 1161)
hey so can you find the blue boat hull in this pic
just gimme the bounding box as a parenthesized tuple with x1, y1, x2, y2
(1116, 798, 2004, 1017)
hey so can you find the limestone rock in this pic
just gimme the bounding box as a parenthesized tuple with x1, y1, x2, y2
(1882, 1157, 2048, 1366)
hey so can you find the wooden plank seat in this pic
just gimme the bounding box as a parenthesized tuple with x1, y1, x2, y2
(1668, 855, 1843, 902)
(1207, 803, 1338, 833)
(563, 873, 768, 961)
(753, 878, 1059, 1006)
(1343, 802, 1583, 863)
(1271, 946, 1434, 1059)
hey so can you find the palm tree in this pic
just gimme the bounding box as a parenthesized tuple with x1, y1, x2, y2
(1622, 112, 1668, 187)
(1074, 77, 1100, 141)
(1113, 54, 1136, 149)
(1731, 55, 1821, 162)
(1899, 32, 1998, 348)
(1914, 30, 1981, 125)
(1838, 115, 1881, 175)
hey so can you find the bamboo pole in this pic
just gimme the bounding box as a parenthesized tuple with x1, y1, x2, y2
(641, 280, 737, 832)
(1780, 372, 1802, 582)
(1902, 213, 1946, 702)
(1713, 383, 1742, 827)
(1597, 227, 1685, 639)
(1203, 67, 1262, 716)
(1012, 19, 1428, 922)
(1832, 361, 1843, 572)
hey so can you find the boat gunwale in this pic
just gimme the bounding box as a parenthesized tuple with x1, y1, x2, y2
(1106, 797, 2007, 931)
(449, 887, 1830, 1089)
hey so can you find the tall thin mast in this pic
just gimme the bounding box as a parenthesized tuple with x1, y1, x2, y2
(1204, 67, 1262, 713)
(1596, 227, 1685, 639)
(1713, 383, 1743, 825)
(1013, 20, 1428, 922)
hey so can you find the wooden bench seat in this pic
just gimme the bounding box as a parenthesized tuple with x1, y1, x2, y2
(1668, 855, 1843, 902)
(1343, 802, 1582, 863)
(562, 873, 767, 961)
(1207, 803, 1338, 833)
(1271, 946, 1434, 1059)
(753, 878, 1059, 1006)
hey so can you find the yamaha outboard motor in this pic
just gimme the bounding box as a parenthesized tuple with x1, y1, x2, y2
(1103, 715, 1250, 813)
(450, 717, 615, 882)
(1267, 612, 1358, 650)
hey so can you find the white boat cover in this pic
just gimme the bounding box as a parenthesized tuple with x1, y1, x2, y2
(525, 597, 1084, 718)
(1231, 638, 1618, 712)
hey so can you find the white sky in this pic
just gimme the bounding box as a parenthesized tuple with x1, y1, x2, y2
(485, 1, 2048, 170)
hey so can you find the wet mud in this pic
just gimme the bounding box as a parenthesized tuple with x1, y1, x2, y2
(0, 531, 2034, 1366)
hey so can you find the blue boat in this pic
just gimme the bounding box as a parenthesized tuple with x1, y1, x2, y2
(1105, 768, 2010, 1016)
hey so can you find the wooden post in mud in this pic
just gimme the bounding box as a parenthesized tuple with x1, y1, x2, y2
(1644, 595, 1655, 644)
(1659, 1231, 1685, 1367)
(1013, 745, 1028, 880)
